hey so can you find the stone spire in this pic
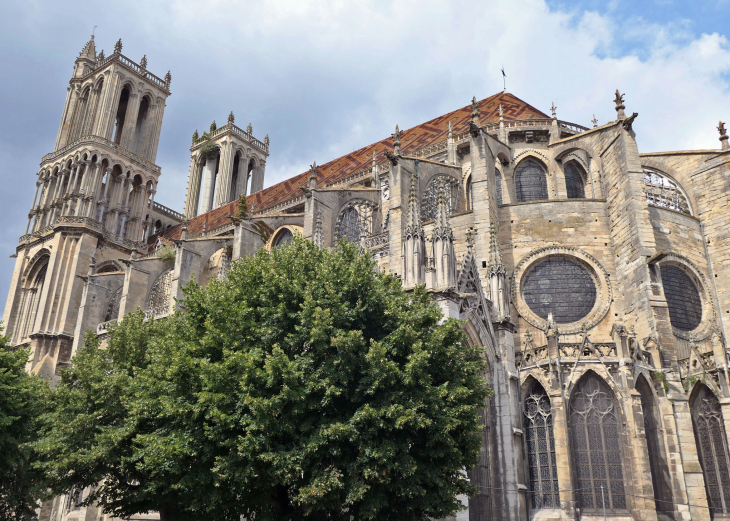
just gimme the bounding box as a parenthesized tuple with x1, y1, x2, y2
(448, 120, 453, 139)
(430, 179, 456, 290)
(114, 38, 123, 55)
(592, 114, 598, 128)
(488, 223, 504, 276)
(97, 49, 105, 61)
(551, 102, 557, 119)
(392, 124, 401, 155)
(488, 223, 509, 321)
(403, 161, 425, 287)
(164, 71, 171, 87)
(471, 96, 480, 125)
(614, 89, 626, 120)
(313, 210, 324, 248)
(140, 55, 147, 70)
(498, 104, 506, 142)
(719, 121, 729, 151)
(78, 35, 96, 61)
(433, 179, 452, 238)
(228, 111, 235, 124)
(264, 135, 270, 148)
(246, 123, 253, 134)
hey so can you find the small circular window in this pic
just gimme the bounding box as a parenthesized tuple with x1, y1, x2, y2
(661, 265, 702, 331)
(522, 257, 597, 324)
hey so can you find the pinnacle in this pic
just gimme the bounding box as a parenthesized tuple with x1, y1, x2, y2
(78, 35, 96, 61)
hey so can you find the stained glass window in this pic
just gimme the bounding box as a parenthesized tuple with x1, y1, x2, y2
(524, 382, 559, 509)
(422, 175, 459, 221)
(644, 170, 691, 214)
(522, 257, 597, 324)
(515, 160, 548, 202)
(691, 385, 730, 516)
(337, 207, 361, 242)
(660, 265, 702, 331)
(273, 228, 293, 247)
(565, 162, 586, 199)
(571, 374, 626, 511)
(148, 269, 173, 318)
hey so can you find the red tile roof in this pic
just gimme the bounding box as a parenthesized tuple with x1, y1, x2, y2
(152, 91, 546, 244)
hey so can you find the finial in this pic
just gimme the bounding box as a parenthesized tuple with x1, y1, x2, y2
(210, 121, 217, 133)
(471, 96, 480, 122)
(97, 49, 105, 61)
(192, 129, 199, 144)
(246, 123, 253, 134)
(140, 55, 147, 69)
(551, 102, 557, 119)
(591, 114, 598, 128)
(309, 161, 318, 177)
(164, 71, 171, 87)
(228, 111, 235, 124)
(264, 134, 269, 147)
(114, 38, 122, 54)
(614, 89, 626, 120)
(720, 121, 729, 151)
(392, 124, 401, 155)
(448, 120, 453, 138)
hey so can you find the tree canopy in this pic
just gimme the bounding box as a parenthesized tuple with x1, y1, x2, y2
(0, 328, 48, 521)
(37, 237, 489, 521)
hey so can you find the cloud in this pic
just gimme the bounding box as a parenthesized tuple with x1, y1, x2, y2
(0, 0, 729, 312)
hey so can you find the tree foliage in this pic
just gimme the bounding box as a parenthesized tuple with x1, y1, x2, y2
(0, 327, 48, 520)
(37, 237, 489, 521)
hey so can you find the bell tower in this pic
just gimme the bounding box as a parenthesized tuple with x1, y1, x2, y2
(2, 36, 174, 383)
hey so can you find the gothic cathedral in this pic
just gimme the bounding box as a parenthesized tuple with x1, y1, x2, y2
(4, 36, 730, 521)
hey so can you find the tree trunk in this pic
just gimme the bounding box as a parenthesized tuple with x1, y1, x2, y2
(158, 507, 178, 521)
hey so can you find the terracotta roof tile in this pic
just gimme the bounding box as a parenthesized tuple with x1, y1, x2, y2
(151, 91, 546, 245)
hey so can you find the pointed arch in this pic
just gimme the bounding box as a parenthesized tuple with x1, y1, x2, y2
(15, 251, 51, 342)
(690, 383, 730, 516)
(421, 174, 459, 221)
(564, 160, 586, 199)
(635, 374, 674, 515)
(147, 269, 173, 318)
(570, 371, 626, 512)
(523, 377, 559, 509)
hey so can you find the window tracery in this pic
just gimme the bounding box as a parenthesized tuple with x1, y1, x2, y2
(570, 374, 626, 511)
(564, 162, 586, 199)
(334, 201, 376, 242)
(147, 269, 173, 318)
(644, 170, 691, 215)
(660, 265, 702, 331)
(691, 385, 730, 516)
(422, 175, 459, 221)
(524, 382, 559, 509)
(515, 159, 548, 202)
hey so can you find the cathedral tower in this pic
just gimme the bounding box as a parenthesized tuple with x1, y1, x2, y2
(2, 36, 177, 382)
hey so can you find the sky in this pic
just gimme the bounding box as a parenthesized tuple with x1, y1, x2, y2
(1, 0, 729, 316)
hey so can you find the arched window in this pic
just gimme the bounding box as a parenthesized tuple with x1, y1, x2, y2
(524, 381, 559, 509)
(422, 175, 459, 221)
(337, 207, 360, 242)
(132, 96, 150, 156)
(564, 162, 586, 199)
(495, 170, 503, 205)
(570, 373, 626, 511)
(16, 256, 49, 342)
(660, 264, 702, 332)
(644, 169, 691, 215)
(465, 176, 473, 211)
(691, 384, 730, 516)
(113, 87, 131, 145)
(636, 375, 673, 515)
(273, 228, 293, 247)
(148, 269, 173, 318)
(515, 159, 548, 202)
(104, 287, 122, 322)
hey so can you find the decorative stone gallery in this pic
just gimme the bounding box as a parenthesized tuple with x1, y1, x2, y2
(4, 38, 730, 521)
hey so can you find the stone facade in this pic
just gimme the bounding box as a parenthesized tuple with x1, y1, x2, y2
(4, 40, 730, 521)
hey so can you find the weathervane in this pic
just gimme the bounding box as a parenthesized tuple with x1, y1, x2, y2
(501, 65, 506, 91)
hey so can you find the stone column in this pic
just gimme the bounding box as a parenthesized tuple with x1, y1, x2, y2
(184, 157, 203, 218)
(148, 96, 167, 162)
(199, 154, 219, 215)
(139, 103, 157, 160)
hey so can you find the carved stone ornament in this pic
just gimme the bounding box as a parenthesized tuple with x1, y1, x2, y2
(511, 246, 612, 334)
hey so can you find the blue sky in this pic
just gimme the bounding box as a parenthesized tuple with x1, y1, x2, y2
(1, 0, 729, 316)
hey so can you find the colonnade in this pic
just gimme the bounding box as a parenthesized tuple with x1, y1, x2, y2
(27, 159, 156, 244)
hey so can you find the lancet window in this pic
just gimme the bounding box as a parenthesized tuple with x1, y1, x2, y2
(147, 269, 173, 318)
(644, 169, 691, 215)
(564, 162, 586, 199)
(515, 159, 548, 202)
(570, 373, 626, 512)
(691, 384, 730, 516)
(422, 175, 459, 221)
(523, 381, 559, 509)
(15, 255, 49, 343)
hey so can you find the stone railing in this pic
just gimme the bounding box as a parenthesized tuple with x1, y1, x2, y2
(559, 342, 617, 358)
(191, 122, 269, 154)
(83, 53, 169, 92)
(42, 135, 161, 173)
(152, 202, 184, 221)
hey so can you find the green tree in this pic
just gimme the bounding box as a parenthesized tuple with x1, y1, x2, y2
(0, 328, 48, 520)
(37, 237, 489, 521)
